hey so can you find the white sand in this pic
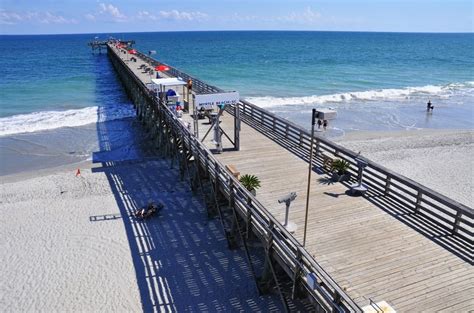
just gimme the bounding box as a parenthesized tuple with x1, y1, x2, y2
(2, 127, 471, 311)
(334, 129, 473, 207)
(0, 158, 281, 312)
(0, 164, 141, 312)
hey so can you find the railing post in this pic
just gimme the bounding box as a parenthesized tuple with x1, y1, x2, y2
(332, 291, 342, 313)
(415, 190, 422, 213)
(229, 178, 235, 208)
(234, 102, 240, 151)
(179, 131, 187, 181)
(228, 179, 238, 248)
(169, 129, 177, 168)
(259, 220, 274, 291)
(246, 196, 253, 239)
(214, 162, 220, 197)
(452, 211, 462, 234)
(384, 176, 391, 195)
(291, 249, 303, 299)
(204, 149, 209, 176)
(185, 131, 195, 187)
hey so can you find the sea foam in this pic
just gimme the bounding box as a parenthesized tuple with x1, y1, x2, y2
(0, 105, 136, 136)
(246, 82, 474, 108)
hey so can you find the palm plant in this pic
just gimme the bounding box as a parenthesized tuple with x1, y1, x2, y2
(239, 174, 261, 193)
(331, 159, 350, 175)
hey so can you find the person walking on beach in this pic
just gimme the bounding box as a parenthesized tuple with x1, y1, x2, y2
(323, 120, 328, 131)
(317, 119, 322, 129)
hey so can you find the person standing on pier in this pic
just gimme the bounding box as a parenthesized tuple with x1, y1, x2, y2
(186, 79, 193, 112)
(187, 79, 193, 91)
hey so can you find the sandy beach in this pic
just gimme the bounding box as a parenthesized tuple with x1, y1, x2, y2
(0, 158, 281, 312)
(1, 128, 472, 311)
(334, 128, 473, 207)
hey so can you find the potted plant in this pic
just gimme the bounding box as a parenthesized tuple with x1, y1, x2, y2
(239, 174, 261, 196)
(330, 159, 352, 182)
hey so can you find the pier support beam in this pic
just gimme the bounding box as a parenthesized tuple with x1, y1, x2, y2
(234, 103, 241, 151)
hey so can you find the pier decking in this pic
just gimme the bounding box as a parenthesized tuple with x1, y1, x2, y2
(106, 42, 473, 312)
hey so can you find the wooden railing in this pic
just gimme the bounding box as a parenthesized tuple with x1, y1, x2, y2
(135, 50, 473, 249)
(109, 44, 362, 312)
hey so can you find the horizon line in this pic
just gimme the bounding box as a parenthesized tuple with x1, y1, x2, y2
(1, 29, 473, 36)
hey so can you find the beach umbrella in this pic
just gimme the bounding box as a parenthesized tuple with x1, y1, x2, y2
(155, 65, 170, 71)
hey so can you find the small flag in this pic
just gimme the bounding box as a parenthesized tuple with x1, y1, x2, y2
(76, 169, 81, 177)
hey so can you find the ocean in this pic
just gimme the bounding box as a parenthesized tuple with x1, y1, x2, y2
(0, 31, 473, 175)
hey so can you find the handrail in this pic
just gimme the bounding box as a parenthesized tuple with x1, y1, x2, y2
(108, 44, 362, 312)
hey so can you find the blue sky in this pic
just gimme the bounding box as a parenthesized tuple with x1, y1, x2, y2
(1, 0, 472, 34)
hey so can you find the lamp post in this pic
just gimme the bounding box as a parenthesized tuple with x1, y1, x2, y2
(303, 108, 317, 247)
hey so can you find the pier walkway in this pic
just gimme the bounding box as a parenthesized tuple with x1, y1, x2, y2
(107, 43, 473, 312)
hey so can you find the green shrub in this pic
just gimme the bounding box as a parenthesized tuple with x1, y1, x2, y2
(331, 159, 350, 175)
(239, 174, 261, 192)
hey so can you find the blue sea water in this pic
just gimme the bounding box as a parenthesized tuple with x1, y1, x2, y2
(0, 31, 473, 174)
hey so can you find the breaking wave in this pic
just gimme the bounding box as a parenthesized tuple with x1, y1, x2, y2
(245, 82, 474, 108)
(0, 105, 136, 136)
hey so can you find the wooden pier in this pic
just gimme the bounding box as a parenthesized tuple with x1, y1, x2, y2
(105, 41, 473, 312)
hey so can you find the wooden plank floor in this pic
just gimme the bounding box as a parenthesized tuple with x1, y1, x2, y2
(117, 49, 474, 312)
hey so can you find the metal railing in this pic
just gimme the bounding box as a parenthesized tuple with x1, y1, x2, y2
(108, 44, 363, 312)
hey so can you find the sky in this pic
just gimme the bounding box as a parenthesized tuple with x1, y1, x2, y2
(0, 0, 473, 35)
